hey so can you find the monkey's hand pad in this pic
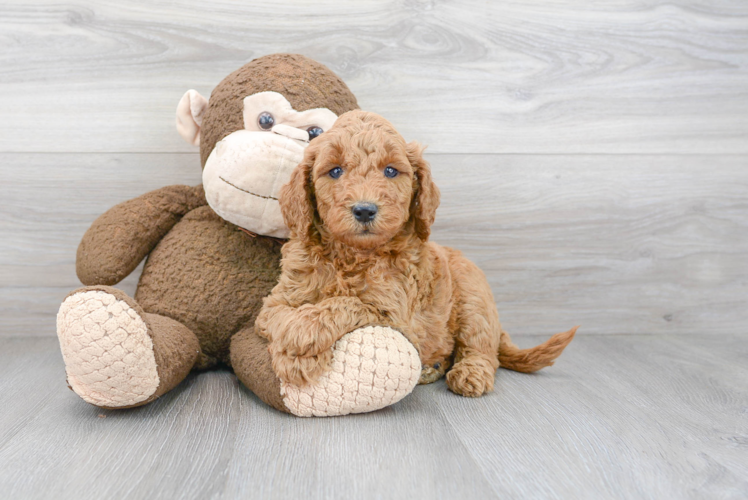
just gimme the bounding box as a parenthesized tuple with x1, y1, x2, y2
(280, 326, 421, 417)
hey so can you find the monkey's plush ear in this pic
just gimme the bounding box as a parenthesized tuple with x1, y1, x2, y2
(176, 90, 209, 146)
(279, 143, 318, 243)
(407, 141, 440, 240)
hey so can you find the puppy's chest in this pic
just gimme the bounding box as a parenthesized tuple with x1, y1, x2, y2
(323, 263, 425, 316)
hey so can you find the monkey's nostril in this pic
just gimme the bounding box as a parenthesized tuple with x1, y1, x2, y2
(352, 203, 378, 223)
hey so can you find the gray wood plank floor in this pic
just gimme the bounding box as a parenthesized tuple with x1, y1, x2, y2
(0, 335, 745, 500)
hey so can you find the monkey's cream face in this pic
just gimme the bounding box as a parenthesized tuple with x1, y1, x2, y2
(182, 91, 338, 238)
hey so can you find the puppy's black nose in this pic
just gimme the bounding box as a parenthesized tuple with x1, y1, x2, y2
(352, 203, 378, 223)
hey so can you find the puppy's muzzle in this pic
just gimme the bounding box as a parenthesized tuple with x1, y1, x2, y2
(352, 203, 378, 223)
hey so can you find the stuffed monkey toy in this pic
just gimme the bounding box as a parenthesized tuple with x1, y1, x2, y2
(56, 54, 422, 417)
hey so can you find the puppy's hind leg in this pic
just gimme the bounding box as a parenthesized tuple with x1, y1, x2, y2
(444, 253, 501, 397)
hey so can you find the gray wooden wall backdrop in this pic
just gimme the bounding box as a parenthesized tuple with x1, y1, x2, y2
(1, 0, 747, 337)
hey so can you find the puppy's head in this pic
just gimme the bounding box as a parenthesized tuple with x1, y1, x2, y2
(279, 110, 440, 249)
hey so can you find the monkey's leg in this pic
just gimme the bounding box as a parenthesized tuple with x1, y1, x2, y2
(444, 254, 501, 398)
(56, 286, 200, 409)
(230, 325, 421, 417)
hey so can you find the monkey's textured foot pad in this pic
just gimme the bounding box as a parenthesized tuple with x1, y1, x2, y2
(280, 326, 421, 417)
(56, 290, 160, 408)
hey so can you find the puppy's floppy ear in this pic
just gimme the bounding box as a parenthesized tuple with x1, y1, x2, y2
(280, 143, 318, 242)
(407, 141, 440, 240)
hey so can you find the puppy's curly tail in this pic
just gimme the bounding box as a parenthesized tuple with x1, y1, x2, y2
(498, 326, 578, 373)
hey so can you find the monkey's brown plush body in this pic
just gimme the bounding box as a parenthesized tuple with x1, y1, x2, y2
(69, 195, 285, 407)
(57, 54, 422, 416)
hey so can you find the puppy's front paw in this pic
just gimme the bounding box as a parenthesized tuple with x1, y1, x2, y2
(272, 349, 333, 387)
(276, 306, 342, 358)
(446, 359, 495, 397)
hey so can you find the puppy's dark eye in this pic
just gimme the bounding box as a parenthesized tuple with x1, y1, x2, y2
(307, 126, 324, 140)
(384, 165, 399, 178)
(328, 166, 343, 179)
(258, 112, 274, 130)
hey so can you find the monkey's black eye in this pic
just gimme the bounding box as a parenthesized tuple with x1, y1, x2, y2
(384, 165, 399, 178)
(328, 166, 343, 179)
(307, 127, 324, 141)
(258, 112, 275, 130)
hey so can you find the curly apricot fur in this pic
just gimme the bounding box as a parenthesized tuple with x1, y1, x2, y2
(256, 110, 576, 395)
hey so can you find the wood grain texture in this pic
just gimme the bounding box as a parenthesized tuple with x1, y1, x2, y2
(2, 152, 746, 336)
(0, 152, 201, 336)
(0, 335, 745, 499)
(431, 154, 748, 336)
(436, 334, 748, 500)
(0, 0, 747, 154)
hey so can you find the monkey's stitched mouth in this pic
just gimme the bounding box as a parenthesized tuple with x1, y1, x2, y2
(219, 176, 278, 201)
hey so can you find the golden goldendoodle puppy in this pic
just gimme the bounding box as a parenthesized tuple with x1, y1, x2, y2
(255, 110, 576, 397)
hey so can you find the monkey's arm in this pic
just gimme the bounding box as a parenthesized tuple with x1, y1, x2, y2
(76, 184, 207, 286)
